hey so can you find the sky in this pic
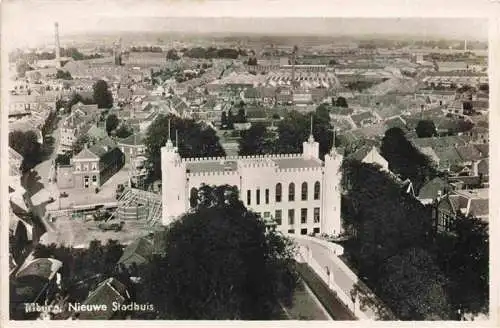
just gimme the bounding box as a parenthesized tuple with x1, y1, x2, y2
(1, 0, 491, 48)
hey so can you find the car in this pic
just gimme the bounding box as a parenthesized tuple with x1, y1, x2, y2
(60, 192, 68, 198)
(48, 197, 55, 203)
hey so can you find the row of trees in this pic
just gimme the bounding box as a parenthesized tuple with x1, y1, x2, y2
(220, 108, 247, 129)
(130, 46, 163, 53)
(237, 104, 337, 159)
(145, 114, 226, 180)
(183, 47, 242, 59)
(341, 159, 489, 319)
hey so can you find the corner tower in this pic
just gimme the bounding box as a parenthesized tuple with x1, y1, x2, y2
(161, 123, 187, 226)
(321, 130, 343, 236)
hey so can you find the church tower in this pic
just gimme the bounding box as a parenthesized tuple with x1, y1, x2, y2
(161, 121, 187, 226)
(321, 129, 343, 236)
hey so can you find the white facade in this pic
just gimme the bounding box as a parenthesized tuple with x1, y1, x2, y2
(161, 134, 343, 236)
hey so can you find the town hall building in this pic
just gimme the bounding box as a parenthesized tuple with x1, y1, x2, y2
(161, 131, 343, 236)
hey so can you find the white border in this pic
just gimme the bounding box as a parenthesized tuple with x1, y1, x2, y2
(1, 1, 499, 328)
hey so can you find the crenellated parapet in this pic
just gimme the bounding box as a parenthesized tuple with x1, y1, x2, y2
(187, 170, 240, 178)
(180, 153, 304, 163)
(277, 166, 324, 174)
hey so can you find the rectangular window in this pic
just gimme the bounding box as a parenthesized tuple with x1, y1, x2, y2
(265, 189, 269, 204)
(256, 212, 261, 217)
(247, 190, 251, 205)
(256, 189, 260, 205)
(275, 210, 282, 225)
(288, 229, 295, 234)
(288, 209, 295, 225)
(314, 207, 320, 223)
(264, 211, 270, 218)
(301, 228, 307, 235)
(301, 208, 308, 224)
(313, 227, 320, 234)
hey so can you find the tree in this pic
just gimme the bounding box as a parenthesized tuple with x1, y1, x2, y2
(275, 105, 335, 159)
(72, 134, 90, 155)
(335, 96, 348, 108)
(227, 109, 235, 129)
(432, 215, 489, 316)
(220, 111, 228, 129)
(380, 127, 437, 192)
(115, 125, 134, 139)
(9, 130, 42, 172)
(166, 49, 180, 60)
(56, 70, 73, 80)
(238, 123, 275, 156)
(134, 185, 298, 319)
(93, 80, 113, 109)
(378, 248, 451, 320)
(235, 108, 246, 124)
(16, 61, 32, 78)
(416, 120, 437, 138)
(105, 114, 120, 135)
(145, 114, 226, 180)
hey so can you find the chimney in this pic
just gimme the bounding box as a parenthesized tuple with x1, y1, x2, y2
(54, 22, 61, 68)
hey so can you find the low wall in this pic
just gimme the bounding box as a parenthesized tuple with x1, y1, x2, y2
(288, 234, 394, 320)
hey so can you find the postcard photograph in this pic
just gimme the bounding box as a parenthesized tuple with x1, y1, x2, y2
(2, 0, 492, 323)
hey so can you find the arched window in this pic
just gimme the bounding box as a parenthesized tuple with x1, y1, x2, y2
(314, 181, 320, 200)
(288, 183, 295, 202)
(189, 187, 198, 208)
(275, 183, 282, 202)
(301, 182, 308, 201)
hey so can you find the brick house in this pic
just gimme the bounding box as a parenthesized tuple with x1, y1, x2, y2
(58, 144, 124, 189)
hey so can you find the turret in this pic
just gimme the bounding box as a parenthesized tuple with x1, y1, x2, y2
(161, 121, 186, 226)
(302, 115, 319, 160)
(321, 129, 343, 236)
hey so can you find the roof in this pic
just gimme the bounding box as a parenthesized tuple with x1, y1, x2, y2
(86, 125, 108, 140)
(118, 237, 153, 268)
(274, 157, 323, 169)
(384, 116, 407, 130)
(478, 159, 489, 176)
(418, 177, 452, 199)
(474, 144, 489, 157)
(186, 160, 238, 174)
(73, 146, 100, 160)
(117, 133, 145, 147)
(78, 278, 129, 320)
(16, 258, 63, 281)
(348, 145, 372, 162)
(411, 135, 469, 149)
(468, 199, 489, 218)
(433, 147, 464, 165)
(456, 145, 484, 162)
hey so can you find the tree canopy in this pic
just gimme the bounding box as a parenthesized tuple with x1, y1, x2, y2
(275, 105, 335, 159)
(9, 130, 42, 172)
(134, 184, 297, 319)
(238, 123, 276, 156)
(380, 127, 437, 192)
(115, 125, 134, 139)
(105, 114, 120, 135)
(145, 114, 226, 180)
(92, 80, 113, 109)
(431, 214, 489, 315)
(416, 120, 437, 138)
(56, 70, 73, 80)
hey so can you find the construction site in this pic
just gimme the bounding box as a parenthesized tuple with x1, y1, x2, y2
(43, 187, 162, 247)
